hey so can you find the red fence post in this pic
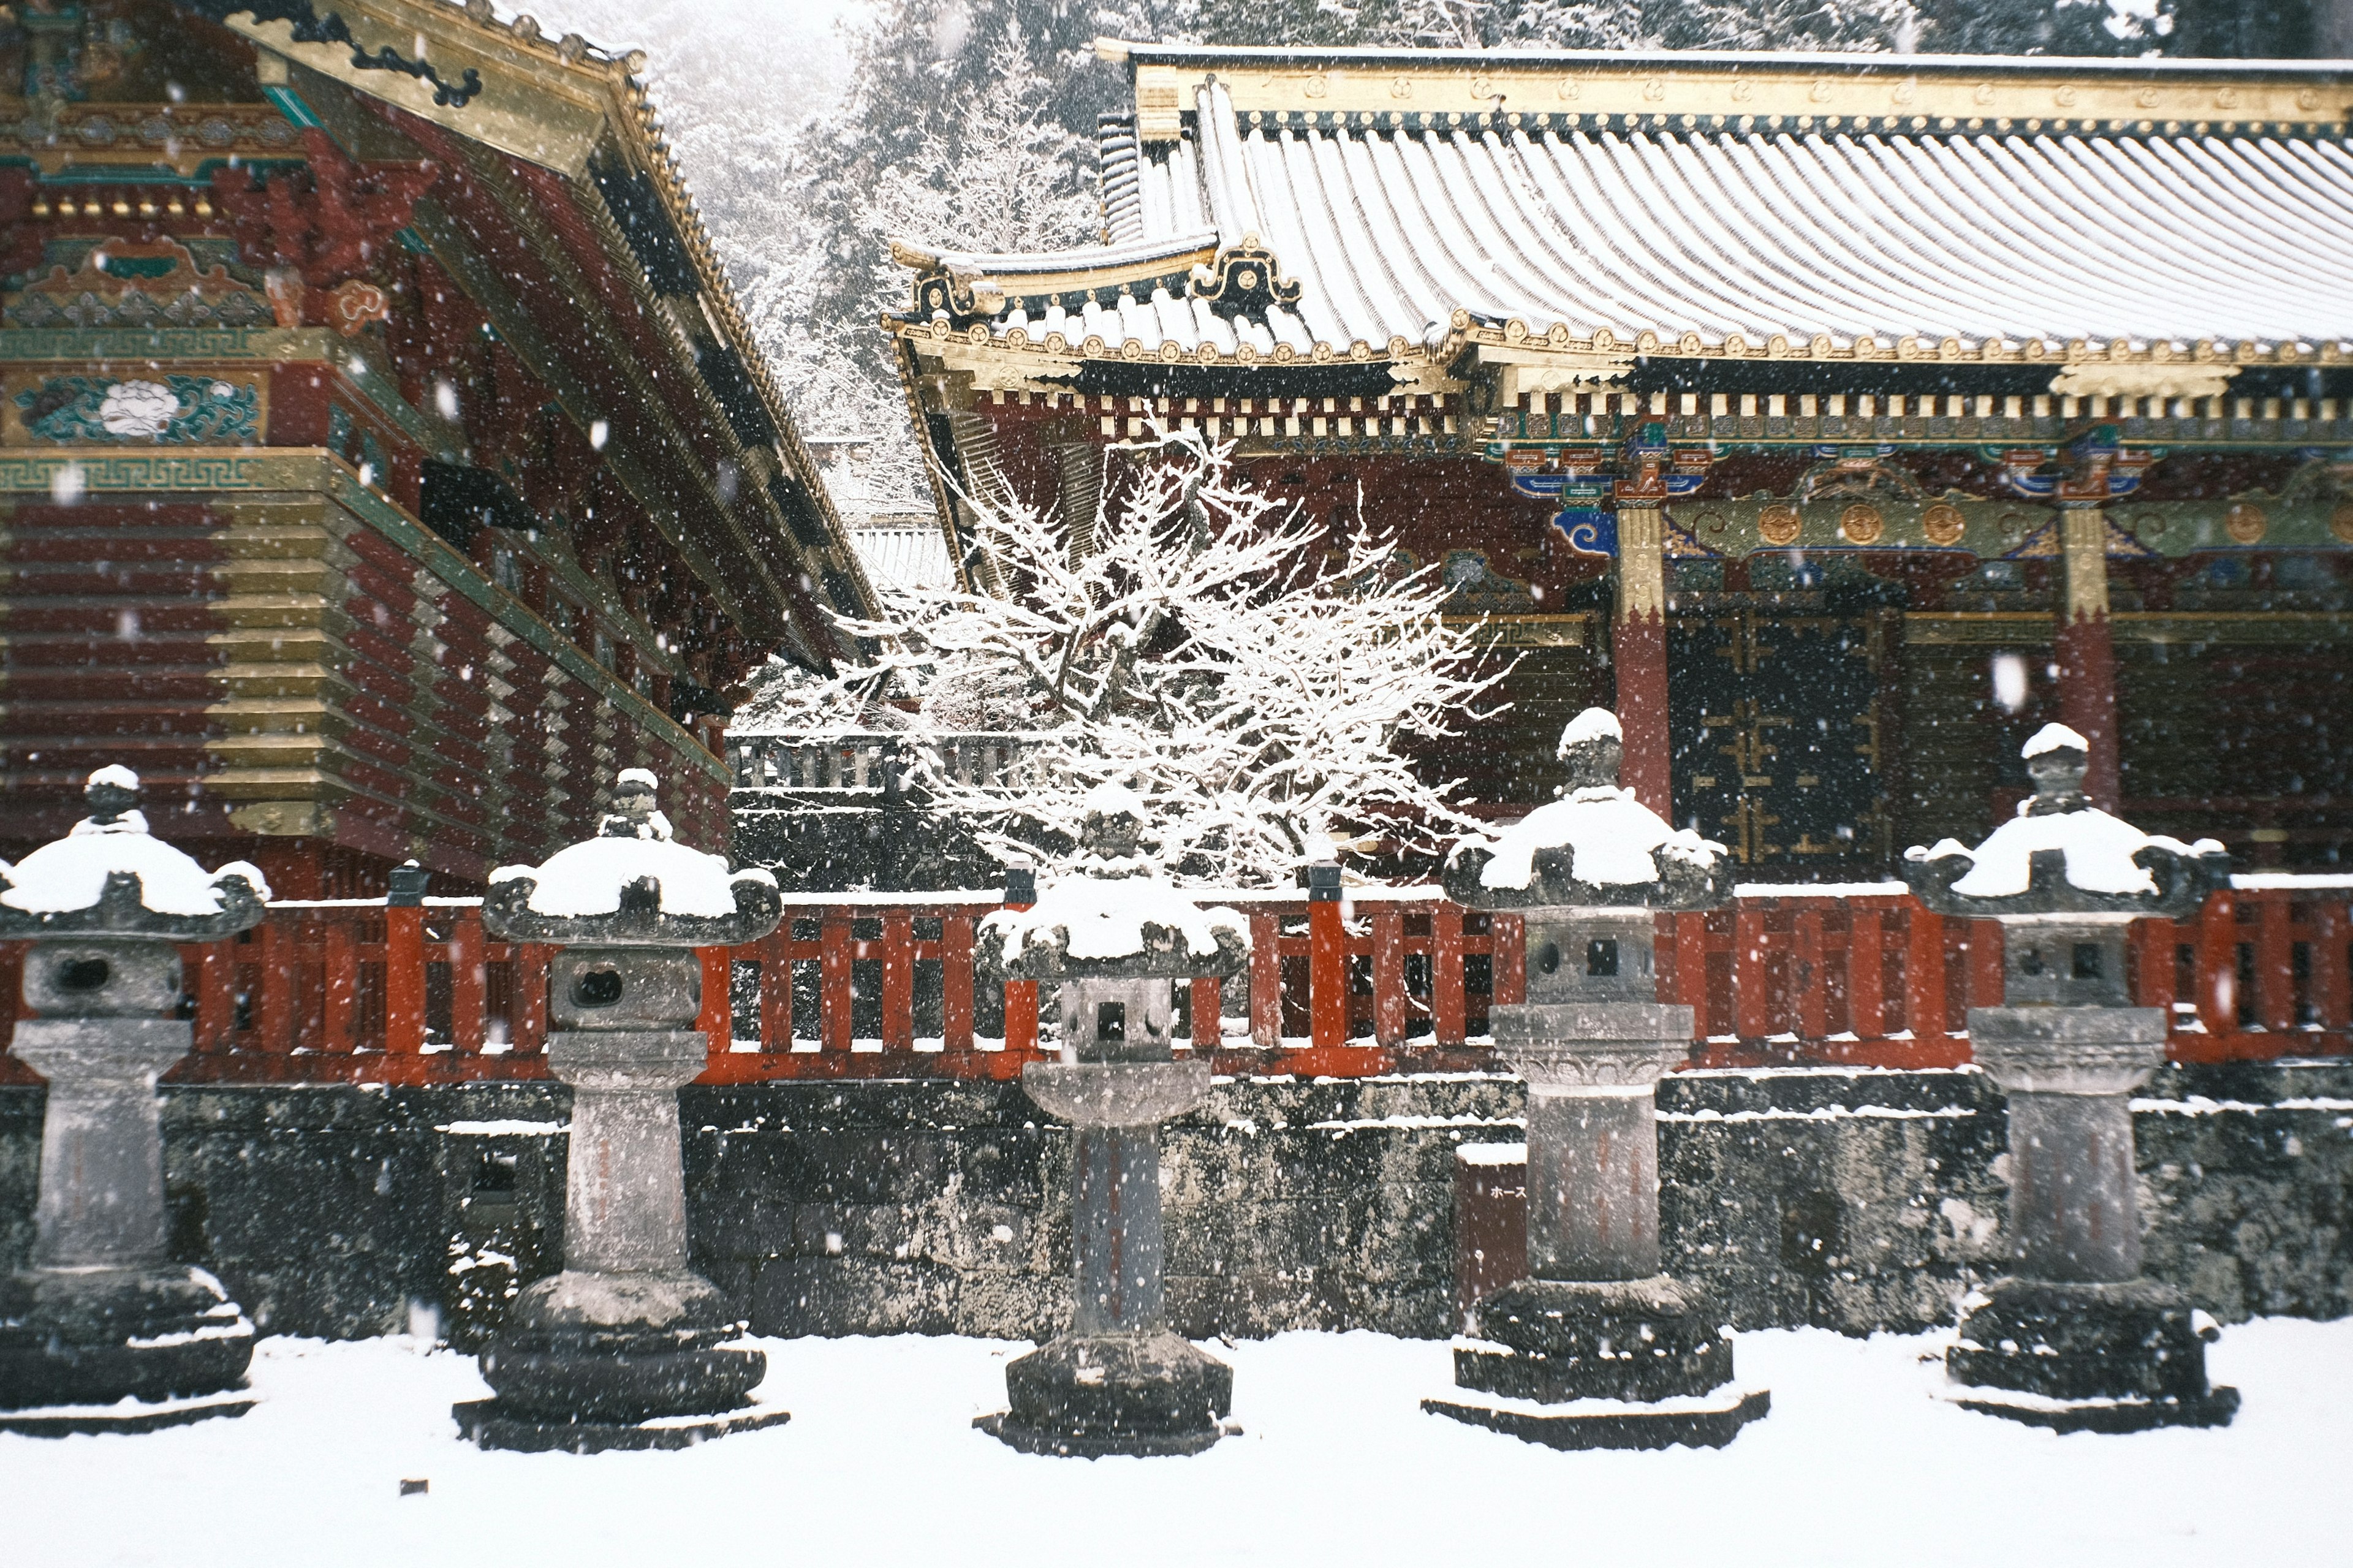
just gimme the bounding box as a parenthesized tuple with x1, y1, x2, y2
(1849, 907, 1885, 1040)
(256, 916, 295, 1055)
(2196, 891, 2238, 1039)
(1794, 904, 1828, 1042)
(1308, 895, 1346, 1050)
(450, 907, 487, 1056)
(384, 904, 426, 1056)
(820, 911, 853, 1056)
(1372, 908, 1406, 1047)
(1190, 976, 1222, 1051)
(1904, 901, 1946, 1046)
(1432, 903, 1465, 1047)
(698, 947, 732, 1062)
(943, 915, 976, 1053)
(1250, 912, 1282, 1048)
(882, 911, 914, 1052)
(1734, 903, 1771, 1042)
(2254, 894, 2295, 1034)
(320, 919, 355, 1052)
(757, 931, 793, 1054)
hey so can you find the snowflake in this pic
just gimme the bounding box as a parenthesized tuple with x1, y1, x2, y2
(97, 379, 179, 438)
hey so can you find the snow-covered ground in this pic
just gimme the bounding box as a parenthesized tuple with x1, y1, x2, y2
(7, 1319, 2346, 1567)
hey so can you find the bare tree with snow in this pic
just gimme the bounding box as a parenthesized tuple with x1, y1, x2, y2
(755, 433, 1507, 886)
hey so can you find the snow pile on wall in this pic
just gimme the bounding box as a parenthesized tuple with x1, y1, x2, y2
(491, 839, 775, 918)
(0, 831, 268, 917)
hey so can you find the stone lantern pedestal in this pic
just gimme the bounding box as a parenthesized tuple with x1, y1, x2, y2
(973, 784, 1248, 1457)
(1423, 710, 1767, 1450)
(454, 770, 788, 1452)
(0, 768, 267, 1435)
(1906, 725, 2238, 1432)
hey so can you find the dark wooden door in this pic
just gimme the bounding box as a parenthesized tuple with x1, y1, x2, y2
(1667, 608, 1889, 870)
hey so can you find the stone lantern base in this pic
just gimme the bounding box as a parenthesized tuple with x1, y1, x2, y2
(455, 1268, 784, 1453)
(0, 1265, 257, 1436)
(976, 1332, 1234, 1458)
(1422, 1276, 1769, 1450)
(1946, 1278, 2240, 1433)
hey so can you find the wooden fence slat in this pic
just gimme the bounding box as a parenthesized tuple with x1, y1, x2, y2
(1250, 912, 1282, 1048)
(450, 909, 487, 1055)
(1309, 898, 1346, 1050)
(1734, 905, 1771, 1041)
(513, 942, 552, 1055)
(2256, 896, 2296, 1034)
(1904, 904, 1946, 1044)
(882, 912, 915, 1051)
(384, 905, 427, 1055)
(1431, 903, 1465, 1047)
(943, 916, 976, 1051)
(820, 912, 854, 1056)
(698, 947, 732, 1062)
(1190, 976, 1221, 1050)
(2197, 891, 2238, 1037)
(1491, 914, 1525, 1009)
(2314, 900, 2352, 1033)
(257, 918, 295, 1054)
(1372, 909, 1406, 1047)
(1967, 920, 2006, 1014)
(1795, 906, 1828, 1042)
(322, 921, 355, 1051)
(1848, 909, 1885, 1039)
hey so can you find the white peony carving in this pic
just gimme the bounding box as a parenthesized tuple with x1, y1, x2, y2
(98, 379, 180, 438)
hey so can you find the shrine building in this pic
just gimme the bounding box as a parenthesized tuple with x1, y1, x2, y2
(2, 0, 869, 895)
(891, 41, 2353, 874)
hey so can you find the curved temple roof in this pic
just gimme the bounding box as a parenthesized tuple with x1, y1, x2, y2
(896, 44, 2353, 368)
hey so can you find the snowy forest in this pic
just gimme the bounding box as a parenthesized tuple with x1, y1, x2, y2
(532, 0, 2331, 508)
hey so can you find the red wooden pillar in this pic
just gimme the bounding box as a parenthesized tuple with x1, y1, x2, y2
(2196, 891, 2238, 1039)
(1904, 901, 1947, 1045)
(1612, 489, 1674, 817)
(697, 947, 732, 1063)
(1794, 904, 1828, 1043)
(942, 915, 976, 1053)
(1432, 902, 1466, 1047)
(1371, 908, 1406, 1047)
(2254, 895, 2295, 1034)
(757, 931, 793, 1054)
(1249, 912, 1282, 1048)
(1308, 894, 1346, 1051)
(819, 911, 853, 1057)
(2055, 501, 2121, 811)
(1849, 907, 1885, 1040)
(450, 908, 487, 1056)
(881, 912, 915, 1051)
(321, 918, 355, 1053)
(254, 917, 295, 1054)
(384, 905, 426, 1056)
(1001, 878, 1039, 1056)
(1733, 903, 1771, 1041)
(1189, 977, 1222, 1053)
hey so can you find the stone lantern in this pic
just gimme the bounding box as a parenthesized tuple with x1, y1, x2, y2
(455, 768, 786, 1452)
(1425, 709, 1768, 1450)
(1903, 722, 2238, 1431)
(0, 766, 268, 1434)
(974, 782, 1249, 1456)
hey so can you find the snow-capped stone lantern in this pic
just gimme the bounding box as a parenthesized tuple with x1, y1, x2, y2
(1423, 709, 1768, 1449)
(456, 767, 786, 1452)
(0, 767, 268, 1434)
(1903, 722, 2239, 1431)
(973, 782, 1249, 1456)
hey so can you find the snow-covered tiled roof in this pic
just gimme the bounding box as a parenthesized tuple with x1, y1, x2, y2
(849, 525, 957, 593)
(896, 47, 2353, 365)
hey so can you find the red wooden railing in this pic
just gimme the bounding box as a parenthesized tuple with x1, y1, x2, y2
(0, 881, 2345, 1086)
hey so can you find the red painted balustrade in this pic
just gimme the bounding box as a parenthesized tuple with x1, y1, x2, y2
(0, 882, 2344, 1086)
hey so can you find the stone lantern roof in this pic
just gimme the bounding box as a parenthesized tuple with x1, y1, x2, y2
(1903, 724, 2229, 920)
(485, 770, 780, 946)
(0, 768, 268, 941)
(1443, 709, 1731, 911)
(979, 782, 1249, 981)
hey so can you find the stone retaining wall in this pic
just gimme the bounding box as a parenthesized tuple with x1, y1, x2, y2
(0, 1064, 2344, 1344)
